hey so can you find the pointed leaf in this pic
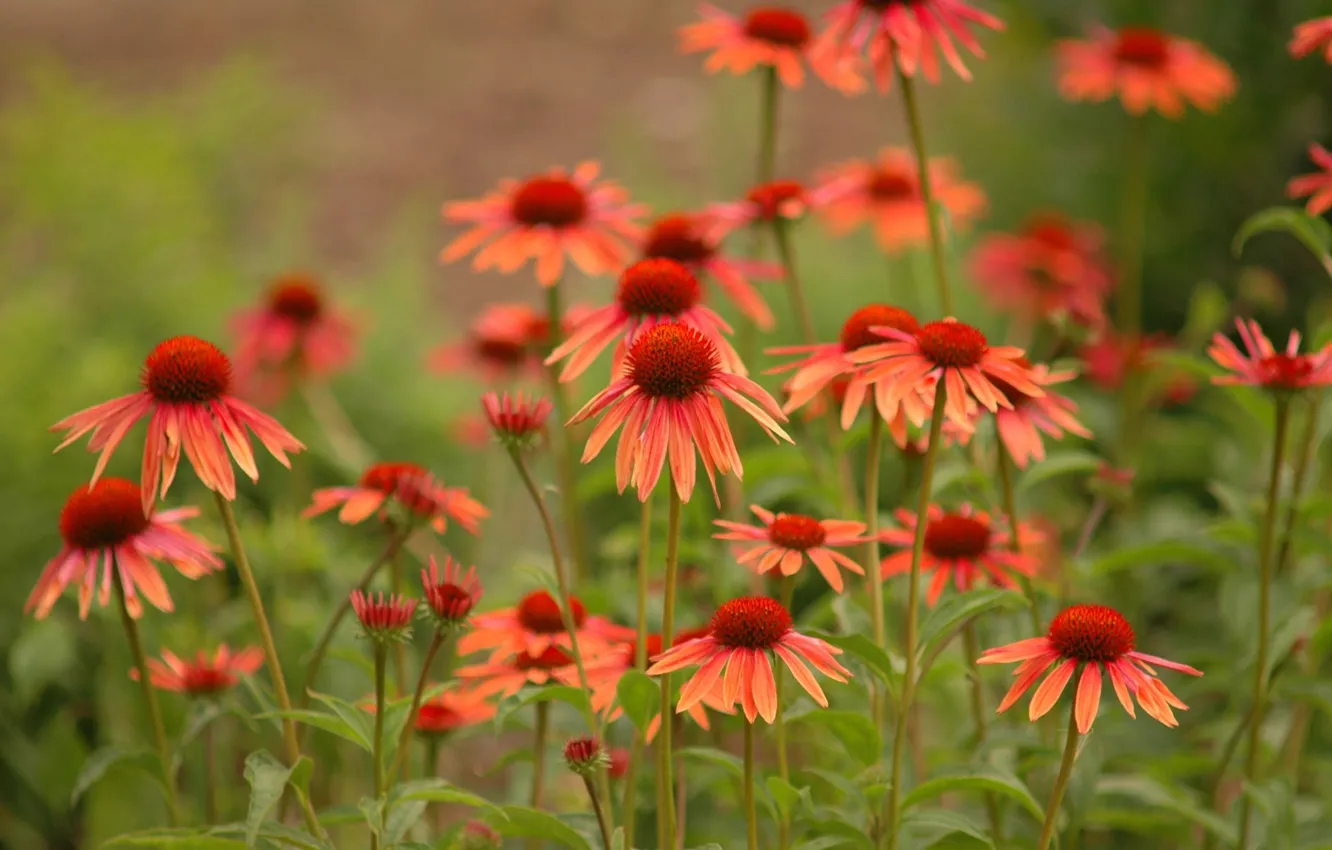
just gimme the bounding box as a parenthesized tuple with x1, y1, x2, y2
(901, 768, 1043, 822)
(104, 829, 244, 849)
(308, 690, 376, 747)
(898, 809, 994, 848)
(1016, 451, 1102, 494)
(71, 746, 163, 806)
(494, 685, 591, 731)
(1095, 774, 1236, 846)
(388, 778, 505, 818)
(787, 708, 881, 767)
(915, 590, 1027, 675)
(172, 701, 225, 778)
(259, 709, 370, 752)
(485, 805, 591, 850)
(1088, 541, 1230, 577)
(243, 750, 298, 847)
(615, 670, 659, 734)
(1234, 206, 1332, 268)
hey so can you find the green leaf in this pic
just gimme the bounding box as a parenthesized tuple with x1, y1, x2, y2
(383, 799, 427, 845)
(494, 685, 591, 731)
(1234, 206, 1332, 267)
(800, 767, 865, 805)
(766, 776, 812, 820)
(243, 750, 298, 847)
(1088, 540, 1231, 576)
(309, 690, 377, 747)
(787, 708, 881, 767)
(1095, 774, 1236, 846)
(794, 839, 865, 850)
(8, 616, 77, 706)
(71, 746, 163, 806)
(679, 747, 777, 820)
(898, 809, 994, 848)
(610, 827, 626, 850)
(104, 829, 244, 849)
(615, 670, 659, 734)
(313, 804, 363, 826)
(1016, 451, 1103, 494)
(797, 822, 874, 849)
(211, 822, 331, 850)
(172, 701, 225, 778)
(915, 590, 1027, 674)
(485, 805, 592, 850)
(388, 778, 505, 818)
(359, 796, 385, 841)
(807, 630, 900, 693)
(901, 768, 1044, 822)
(258, 709, 371, 752)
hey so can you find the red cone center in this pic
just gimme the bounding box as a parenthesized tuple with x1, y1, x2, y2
(924, 513, 991, 559)
(617, 258, 702, 316)
(142, 336, 232, 403)
(509, 176, 588, 227)
(1259, 354, 1315, 390)
(710, 596, 793, 650)
(430, 582, 477, 620)
(767, 513, 827, 550)
(59, 478, 152, 550)
(840, 304, 921, 351)
(514, 646, 575, 670)
(916, 321, 988, 368)
(746, 179, 806, 220)
(1113, 28, 1170, 68)
(627, 323, 720, 399)
(1047, 603, 1136, 662)
(359, 461, 429, 493)
(867, 170, 916, 201)
(642, 215, 715, 265)
(517, 590, 587, 634)
(181, 666, 236, 695)
(742, 8, 812, 48)
(268, 276, 323, 323)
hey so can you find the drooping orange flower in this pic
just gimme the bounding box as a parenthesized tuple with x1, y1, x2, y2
(52, 336, 305, 514)
(441, 162, 646, 286)
(1208, 317, 1332, 392)
(813, 148, 986, 254)
(680, 5, 831, 90)
(879, 504, 1038, 606)
(454, 646, 577, 700)
(714, 505, 867, 593)
(1290, 17, 1332, 63)
(1286, 144, 1332, 217)
(304, 461, 488, 535)
(979, 603, 1203, 732)
(1056, 26, 1236, 118)
(986, 360, 1091, 469)
(570, 322, 792, 503)
(412, 688, 497, 736)
(26, 479, 221, 620)
(133, 645, 264, 696)
(457, 590, 632, 665)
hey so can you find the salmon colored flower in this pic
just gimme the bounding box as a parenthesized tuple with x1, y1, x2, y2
(457, 590, 632, 664)
(1208, 317, 1332, 393)
(570, 322, 792, 503)
(970, 213, 1113, 332)
(708, 179, 808, 241)
(304, 461, 488, 535)
(413, 688, 497, 736)
(26, 478, 222, 620)
(1286, 144, 1332, 217)
(880, 505, 1038, 606)
(978, 603, 1203, 732)
(546, 258, 743, 381)
(813, 148, 986, 254)
(1056, 26, 1236, 118)
(440, 162, 646, 286)
(450, 413, 493, 449)
(421, 556, 482, 631)
(849, 317, 1042, 428)
(988, 361, 1091, 469)
(430, 303, 586, 384)
(810, 0, 1004, 94)
(680, 5, 817, 89)
(648, 596, 851, 724)
(1078, 331, 1163, 392)
(52, 336, 305, 515)
(714, 505, 867, 593)
(482, 391, 553, 450)
(641, 213, 781, 329)
(1290, 17, 1332, 63)
(133, 645, 264, 696)
(230, 272, 357, 403)
(454, 646, 577, 700)
(351, 590, 418, 642)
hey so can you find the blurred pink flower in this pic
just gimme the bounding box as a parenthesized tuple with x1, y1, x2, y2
(1286, 143, 1332, 217)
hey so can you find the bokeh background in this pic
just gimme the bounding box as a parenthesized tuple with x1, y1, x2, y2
(1, 0, 1327, 847)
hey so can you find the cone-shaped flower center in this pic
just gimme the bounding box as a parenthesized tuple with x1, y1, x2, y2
(1026, 214, 1077, 253)
(268, 276, 323, 322)
(516, 590, 587, 633)
(416, 703, 462, 732)
(916, 321, 988, 368)
(642, 215, 715, 265)
(768, 513, 827, 550)
(1048, 603, 1135, 662)
(627, 323, 720, 399)
(617, 259, 701, 316)
(142, 336, 232, 404)
(1258, 354, 1315, 389)
(742, 8, 812, 48)
(710, 596, 793, 650)
(359, 461, 429, 493)
(510, 177, 588, 227)
(181, 665, 237, 695)
(475, 336, 529, 367)
(840, 304, 921, 351)
(1113, 28, 1170, 68)
(60, 478, 152, 550)
(746, 179, 806, 220)
(429, 582, 477, 621)
(924, 513, 991, 559)
(867, 170, 916, 200)
(514, 646, 574, 670)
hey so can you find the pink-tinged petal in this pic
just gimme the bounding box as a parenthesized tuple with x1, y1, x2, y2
(736, 649, 760, 723)
(753, 651, 778, 723)
(978, 636, 1054, 665)
(774, 645, 827, 707)
(1028, 658, 1077, 721)
(722, 646, 746, 709)
(1074, 662, 1102, 734)
(1126, 651, 1203, 677)
(677, 650, 730, 714)
(1105, 660, 1136, 718)
(647, 637, 720, 674)
(806, 548, 847, 593)
(996, 653, 1058, 713)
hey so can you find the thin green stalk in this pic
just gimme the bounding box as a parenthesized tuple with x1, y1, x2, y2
(1115, 116, 1150, 469)
(622, 496, 653, 843)
(544, 283, 591, 584)
(370, 642, 388, 850)
(1038, 700, 1082, 850)
(584, 773, 614, 850)
(203, 720, 218, 824)
(658, 488, 684, 850)
(886, 388, 948, 850)
(301, 381, 373, 473)
(745, 720, 760, 850)
(865, 413, 886, 725)
(776, 578, 794, 850)
(528, 702, 550, 850)
(115, 576, 181, 826)
(962, 623, 1002, 843)
(1275, 397, 1321, 576)
(1237, 398, 1292, 848)
(388, 630, 446, 782)
(756, 66, 779, 189)
(1280, 589, 1331, 784)
(997, 445, 1043, 635)
(898, 71, 953, 316)
(390, 550, 407, 696)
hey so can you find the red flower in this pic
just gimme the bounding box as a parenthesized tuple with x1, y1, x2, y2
(413, 689, 496, 736)
(714, 505, 867, 593)
(351, 590, 418, 641)
(133, 645, 263, 696)
(458, 590, 632, 664)
(482, 391, 553, 448)
(708, 179, 813, 241)
(879, 505, 1038, 605)
(1286, 144, 1332, 217)
(430, 302, 590, 384)
(1078, 331, 1163, 392)
(454, 646, 577, 700)
(52, 336, 305, 514)
(680, 5, 854, 91)
(562, 735, 609, 775)
(421, 556, 482, 629)
(1208, 318, 1332, 393)
(1289, 17, 1332, 63)
(304, 461, 488, 535)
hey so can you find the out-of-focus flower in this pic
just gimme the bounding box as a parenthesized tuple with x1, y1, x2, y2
(304, 461, 487, 535)
(880, 505, 1037, 606)
(714, 505, 867, 593)
(979, 603, 1203, 732)
(1290, 17, 1332, 63)
(987, 360, 1091, 469)
(1078, 331, 1164, 392)
(1056, 26, 1236, 118)
(1209, 317, 1332, 394)
(680, 5, 843, 91)
(481, 391, 553, 451)
(132, 645, 263, 696)
(458, 820, 503, 850)
(1286, 144, 1332, 217)
(370, 687, 495, 737)
(608, 747, 630, 779)
(26, 478, 221, 620)
(52, 336, 304, 515)
(708, 179, 813, 240)
(454, 646, 577, 700)
(421, 556, 482, 632)
(441, 162, 646, 286)
(562, 736, 610, 776)
(458, 590, 632, 664)
(648, 596, 851, 724)
(813, 148, 985, 254)
(351, 590, 417, 642)
(429, 303, 588, 384)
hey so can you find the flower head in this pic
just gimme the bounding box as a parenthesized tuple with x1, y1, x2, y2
(132, 645, 264, 696)
(52, 336, 305, 514)
(414, 688, 497, 737)
(459, 821, 502, 850)
(681, 5, 828, 90)
(1286, 144, 1332, 217)
(563, 736, 610, 776)
(454, 645, 577, 700)
(351, 590, 417, 642)
(458, 590, 632, 664)
(1078, 331, 1163, 392)
(813, 148, 985, 254)
(304, 461, 488, 535)
(441, 162, 646, 286)
(421, 556, 482, 631)
(430, 303, 552, 384)
(26, 478, 222, 620)
(648, 596, 851, 724)
(880, 505, 1038, 605)
(482, 391, 553, 450)
(641, 213, 781, 329)
(987, 360, 1091, 469)
(546, 258, 743, 381)
(1290, 17, 1332, 62)
(714, 505, 867, 592)
(1209, 318, 1332, 394)
(979, 603, 1203, 732)
(1056, 26, 1236, 117)
(570, 322, 792, 503)
(707, 180, 812, 244)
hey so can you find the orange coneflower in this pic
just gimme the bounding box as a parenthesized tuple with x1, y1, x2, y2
(351, 590, 418, 642)
(457, 590, 632, 665)
(1286, 144, 1332, 217)
(714, 505, 867, 593)
(412, 688, 497, 737)
(430, 302, 589, 385)
(680, 5, 825, 90)
(441, 162, 647, 287)
(1056, 26, 1236, 118)
(454, 646, 577, 700)
(708, 179, 811, 241)
(52, 336, 305, 515)
(1209, 317, 1332, 392)
(978, 603, 1203, 732)
(987, 361, 1091, 469)
(304, 461, 488, 535)
(421, 556, 482, 632)
(648, 596, 851, 724)
(570, 322, 792, 503)
(1291, 17, 1332, 62)
(813, 148, 986, 254)
(133, 645, 264, 696)
(26, 478, 221, 620)
(880, 505, 1038, 606)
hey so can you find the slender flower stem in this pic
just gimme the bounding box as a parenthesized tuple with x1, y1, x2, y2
(865, 413, 886, 725)
(301, 381, 374, 473)
(1274, 397, 1321, 577)
(390, 550, 407, 696)
(898, 71, 953, 317)
(114, 575, 181, 826)
(962, 623, 1003, 842)
(1071, 498, 1108, 564)
(1280, 589, 1331, 784)
(389, 630, 447, 782)
(658, 487, 684, 850)
(775, 579, 794, 850)
(1237, 397, 1292, 848)
(212, 494, 321, 835)
(544, 283, 591, 584)
(584, 774, 614, 850)
(997, 445, 1043, 635)
(370, 642, 388, 850)
(1038, 701, 1082, 850)
(529, 702, 550, 847)
(202, 720, 219, 823)
(1115, 116, 1150, 469)
(886, 388, 948, 850)
(744, 720, 760, 850)
(622, 496, 654, 843)
(756, 66, 779, 189)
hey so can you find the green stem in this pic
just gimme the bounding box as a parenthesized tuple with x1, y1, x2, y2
(744, 720, 760, 850)
(997, 445, 1043, 635)
(390, 550, 407, 696)
(756, 65, 779, 189)
(300, 381, 373, 474)
(898, 71, 953, 317)
(371, 643, 388, 850)
(865, 413, 886, 726)
(622, 496, 653, 843)
(528, 702, 550, 850)
(885, 388, 948, 850)
(772, 219, 814, 345)
(389, 631, 446, 783)
(658, 488, 683, 850)
(545, 284, 592, 585)
(203, 719, 218, 824)
(1038, 700, 1082, 850)
(584, 774, 614, 850)
(1237, 397, 1292, 848)
(962, 623, 1002, 843)
(1274, 397, 1321, 577)
(776, 579, 794, 850)
(114, 575, 181, 826)
(1280, 589, 1331, 784)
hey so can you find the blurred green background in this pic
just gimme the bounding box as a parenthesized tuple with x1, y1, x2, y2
(0, 0, 1328, 847)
